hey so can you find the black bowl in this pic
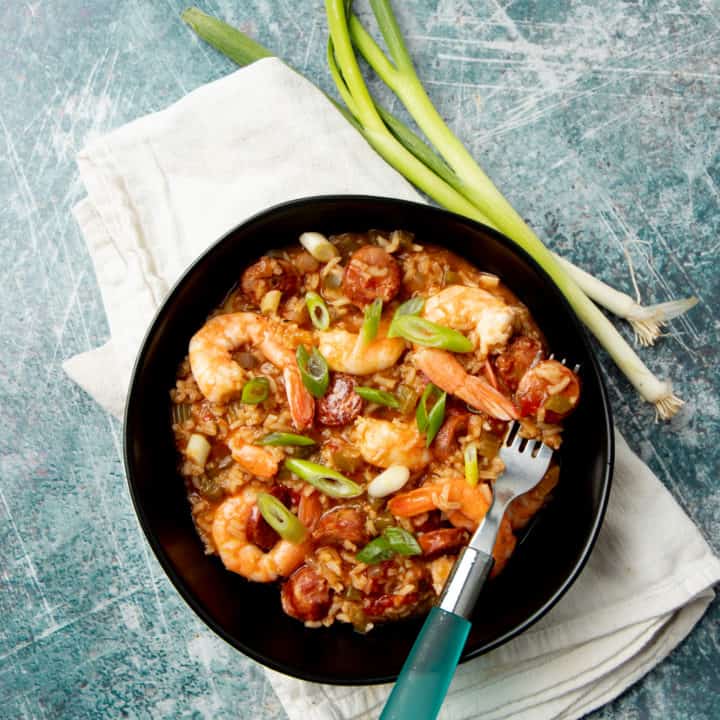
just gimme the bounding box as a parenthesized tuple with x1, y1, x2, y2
(124, 196, 613, 684)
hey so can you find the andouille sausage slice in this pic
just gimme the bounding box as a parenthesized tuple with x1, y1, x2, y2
(342, 245, 401, 306)
(317, 373, 364, 427)
(281, 565, 332, 622)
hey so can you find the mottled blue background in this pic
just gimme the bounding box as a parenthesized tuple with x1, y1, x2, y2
(1, 0, 718, 718)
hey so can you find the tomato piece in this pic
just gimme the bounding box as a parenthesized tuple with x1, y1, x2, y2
(515, 360, 580, 422)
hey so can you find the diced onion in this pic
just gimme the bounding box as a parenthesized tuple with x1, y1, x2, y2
(186, 433, 211, 468)
(299, 232, 339, 262)
(367, 465, 410, 498)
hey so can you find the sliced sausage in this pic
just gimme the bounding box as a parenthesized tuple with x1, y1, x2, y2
(281, 565, 332, 622)
(433, 408, 470, 461)
(342, 245, 401, 306)
(417, 528, 469, 559)
(493, 336, 543, 393)
(312, 506, 369, 547)
(316, 373, 364, 427)
(241, 256, 299, 305)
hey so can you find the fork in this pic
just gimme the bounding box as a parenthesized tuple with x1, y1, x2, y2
(380, 423, 554, 720)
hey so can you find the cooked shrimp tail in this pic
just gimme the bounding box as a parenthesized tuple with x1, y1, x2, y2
(414, 347, 518, 421)
(259, 335, 315, 430)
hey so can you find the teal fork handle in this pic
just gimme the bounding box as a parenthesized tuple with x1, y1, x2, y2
(380, 606, 471, 720)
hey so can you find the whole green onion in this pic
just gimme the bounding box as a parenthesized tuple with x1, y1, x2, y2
(416, 383, 447, 446)
(284, 458, 363, 498)
(241, 377, 270, 404)
(356, 526, 421, 564)
(306, 291, 330, 330)
(359, 297, 383, 345)
(256, 493, 308, 543)
(355, 386, 400, 409)
(464, 442, 479, 486)
(181, 5, 691, 419)
(296, 345, 330, 397)
(388, 314, 473, 352)
(257, 432, 316, 447)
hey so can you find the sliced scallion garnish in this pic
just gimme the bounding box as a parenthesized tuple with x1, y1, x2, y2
(388, 314, 473, 353)
(355, 386, 400, 409)
(256, 493, 308, 543)
(284, 458, 363, 498)
(416, 383, 447, 447)
(356, 526, 421, 564)
(296, 345, 330, 398)
(305, 291, 330, 330)
(256, 432, 316, 447)
(241, 377, 270, 404)
(359, 297, 383, 345)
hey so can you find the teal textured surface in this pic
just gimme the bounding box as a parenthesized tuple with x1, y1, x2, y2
(1, 1, 718, 718)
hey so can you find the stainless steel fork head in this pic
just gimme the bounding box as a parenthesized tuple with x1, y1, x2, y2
(497, 424, 554, 498)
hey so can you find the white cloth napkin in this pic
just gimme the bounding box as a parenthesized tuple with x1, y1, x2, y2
(63, 58, 720, 720)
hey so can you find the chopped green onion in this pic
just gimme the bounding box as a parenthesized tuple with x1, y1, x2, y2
(284, 458, 363, 498)
(296, 345, 330, 397)
(356, 536, 395, 565)
(383, 526, 422, 556)
(299, 231, 340, 262)
(359, 297, 383, 345)
(416, 383, 447, 446)
(355, 386, 400, 409)
(388, 314, 473, 352)
(396, 296, 425, 317)
(260, 289, 282, 315)
(305, 291, 330, 330)
(356, 526, 421, 564)
(256, 493, 308, 543)
(257, 432, 316, 447)
(416, 383, 440, 431)
(388, 296, 424, 336)
(464, 443, 479, 486)
(241, 377, 269, 404)
(425, 391, 446, 447)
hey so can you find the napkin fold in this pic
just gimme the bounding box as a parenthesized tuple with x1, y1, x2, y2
(64, 58, 720, 720)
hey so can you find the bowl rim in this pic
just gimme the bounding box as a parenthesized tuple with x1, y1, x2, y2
(123, 194, 614, 684)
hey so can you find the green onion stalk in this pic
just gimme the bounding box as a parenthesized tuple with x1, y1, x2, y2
(181, 5, 694, 419)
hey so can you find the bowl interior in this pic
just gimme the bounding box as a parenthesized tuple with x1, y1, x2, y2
(124, 196, 612, 684)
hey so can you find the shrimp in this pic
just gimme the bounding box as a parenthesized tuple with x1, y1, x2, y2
(388, 477, 515, 576)
(189, 312, 314, 429)
(413, 347, 518, 421)
(227, 429, 282, 479)
(317, 323, 405, 375)
(212, 486, 311, 582)
(388, 477, 491, 523)
(353, 417, 431, 471)
(423, 285, 516, 359)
